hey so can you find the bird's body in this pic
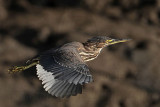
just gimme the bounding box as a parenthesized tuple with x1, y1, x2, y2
(9, 36, 130, 98)
(59, 41, 102, 62)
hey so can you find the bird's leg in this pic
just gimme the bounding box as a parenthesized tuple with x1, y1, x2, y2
(8, 61, 39, 73)
(26, 57, 39, 64)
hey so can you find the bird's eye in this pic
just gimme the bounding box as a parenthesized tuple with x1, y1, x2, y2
(106, 40, 113, 44)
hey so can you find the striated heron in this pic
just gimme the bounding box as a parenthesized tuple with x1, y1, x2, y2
(8, 36, 131, 98)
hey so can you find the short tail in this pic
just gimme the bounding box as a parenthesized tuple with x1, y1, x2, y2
(8, 61, 39, 73)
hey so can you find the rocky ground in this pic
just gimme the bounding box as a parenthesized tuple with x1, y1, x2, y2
(0, 0, 160, 107)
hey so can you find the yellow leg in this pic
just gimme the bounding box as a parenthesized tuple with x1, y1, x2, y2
(8, 61, 39, 73)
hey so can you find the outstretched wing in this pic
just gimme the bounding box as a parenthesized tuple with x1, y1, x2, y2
(36, 47, 93, 98)
(36, 64, 82, 98)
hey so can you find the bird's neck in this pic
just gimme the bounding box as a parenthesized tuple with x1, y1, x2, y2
(79, 44, 103, 62)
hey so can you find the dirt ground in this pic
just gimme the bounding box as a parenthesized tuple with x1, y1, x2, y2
(0, 0, 160, 107)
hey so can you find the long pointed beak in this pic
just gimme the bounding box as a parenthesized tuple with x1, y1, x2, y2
(106, 38, 131, 45)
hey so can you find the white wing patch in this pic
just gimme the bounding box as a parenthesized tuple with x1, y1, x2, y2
(36, 64, 56, 92)
(36, 64, 83, 97)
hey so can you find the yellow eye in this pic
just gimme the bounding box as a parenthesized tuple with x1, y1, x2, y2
(106, 40, 113, 43)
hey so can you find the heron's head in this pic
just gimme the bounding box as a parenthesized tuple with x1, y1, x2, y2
(84, 36, 131, 51)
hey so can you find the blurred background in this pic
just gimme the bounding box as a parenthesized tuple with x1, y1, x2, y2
(0, 0, 160, 107)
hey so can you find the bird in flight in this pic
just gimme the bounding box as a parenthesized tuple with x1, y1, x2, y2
(8, 36, 130, 98)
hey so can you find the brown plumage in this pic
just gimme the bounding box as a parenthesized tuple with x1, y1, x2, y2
(8, 36, 131, 98)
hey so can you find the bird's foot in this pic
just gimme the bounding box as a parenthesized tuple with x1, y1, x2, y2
(8, 66, 25, 74)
